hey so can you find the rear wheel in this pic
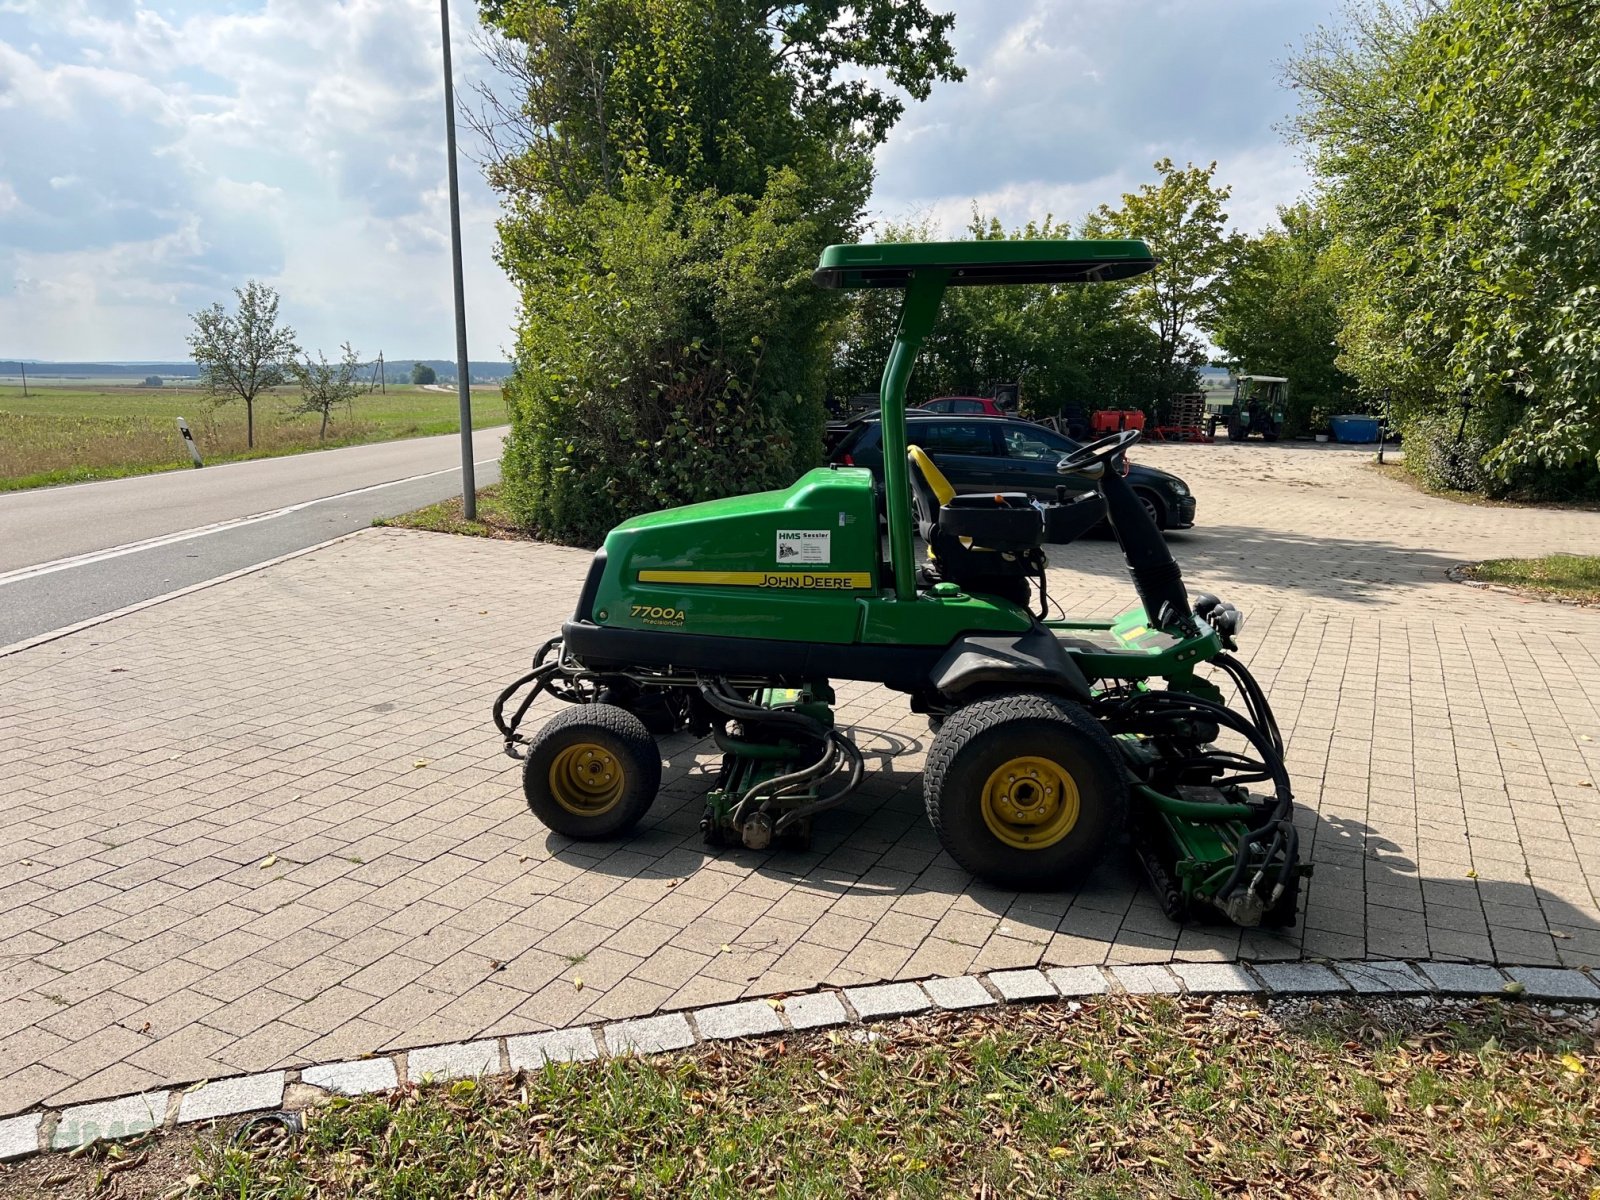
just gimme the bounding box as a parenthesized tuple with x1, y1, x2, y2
(925, 693, 1127, 890)
(522, 704, 661, 839)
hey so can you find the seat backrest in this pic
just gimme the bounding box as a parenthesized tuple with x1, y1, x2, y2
(907, 446, 955, 540)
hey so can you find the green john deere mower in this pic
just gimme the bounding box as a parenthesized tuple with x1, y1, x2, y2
(494, 239, 1308, 927)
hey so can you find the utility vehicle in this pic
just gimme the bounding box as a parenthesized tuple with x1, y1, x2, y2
(494, 240, 1306, 927)
(1209, 375, 1287, 441)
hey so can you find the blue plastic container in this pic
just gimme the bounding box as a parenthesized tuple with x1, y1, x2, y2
(1330, 414, 1381, 443)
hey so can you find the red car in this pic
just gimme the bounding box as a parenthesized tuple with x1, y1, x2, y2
(918, 396, 1011, 416)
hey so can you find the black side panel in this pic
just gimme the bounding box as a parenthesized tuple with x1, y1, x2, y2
(562, 621, 945, 691)
(930, 627, 1093, 703)
(572, 551, 608, 623)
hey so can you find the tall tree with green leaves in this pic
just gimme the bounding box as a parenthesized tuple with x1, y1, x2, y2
(475, 0, 962, 543)
(1212, 201, 1355, 433)
(1086, 159, 1240, 400)
(187, 280, 299, 450)
(1289, 0, 1600, 494)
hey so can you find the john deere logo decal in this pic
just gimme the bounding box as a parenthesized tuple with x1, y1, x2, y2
(637, 569, 869, 590)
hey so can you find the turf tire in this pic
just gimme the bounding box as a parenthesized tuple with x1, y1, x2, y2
(522, 703, 661, 839)
(925, 692, 1127, 890)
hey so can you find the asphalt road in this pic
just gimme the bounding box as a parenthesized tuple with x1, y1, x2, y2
(0, 426, 509, 648)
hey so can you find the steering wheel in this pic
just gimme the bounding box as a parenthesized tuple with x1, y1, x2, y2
(1056, 428, 1141, 478)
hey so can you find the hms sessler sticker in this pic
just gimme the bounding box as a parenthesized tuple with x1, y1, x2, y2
(776, 529, 831, 565)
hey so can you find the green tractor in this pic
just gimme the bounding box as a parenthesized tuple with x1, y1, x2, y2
(1209, 374, 1287, 442)
(494, 240, 1307, 927)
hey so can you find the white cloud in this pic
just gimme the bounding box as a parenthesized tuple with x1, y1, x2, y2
(0, 0, 515, 359)
(870, 0, 1337, 237)
(0, 0, 1335, 360)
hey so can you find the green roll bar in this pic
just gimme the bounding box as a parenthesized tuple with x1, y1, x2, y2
(814, 239, 1157, 602)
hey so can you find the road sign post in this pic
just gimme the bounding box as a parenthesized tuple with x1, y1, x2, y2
(176, 418, 204, 468)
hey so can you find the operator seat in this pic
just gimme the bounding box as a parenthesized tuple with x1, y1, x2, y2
(907, 446, 1044, 608)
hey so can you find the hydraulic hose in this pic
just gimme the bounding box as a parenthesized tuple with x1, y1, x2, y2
(1097, 668, 1298, 903)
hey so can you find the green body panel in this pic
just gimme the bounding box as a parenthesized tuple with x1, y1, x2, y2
(592, 467, 881, 643)
(591, 463, 1037, 648)
(1049, 608, 1222, 680)
(858, 591, 1033, 644)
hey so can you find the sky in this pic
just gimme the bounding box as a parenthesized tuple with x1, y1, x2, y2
(0, 0, 1342, 362)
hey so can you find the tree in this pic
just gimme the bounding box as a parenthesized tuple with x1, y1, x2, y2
(1212, 202, 1355, 433)
(141, 375, 163, 388)
(411, 362, 438, 386)
(477, 0, 963, 544)
(1086, 159, 1240, 400)
(187, 281, 299, 449)
(1288, 0, 1600, 495)
(289, 343, 362, 441)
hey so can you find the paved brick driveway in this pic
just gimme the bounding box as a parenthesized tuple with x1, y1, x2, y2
(2, 444, 1598, 1114)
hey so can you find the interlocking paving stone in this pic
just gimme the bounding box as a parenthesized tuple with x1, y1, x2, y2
(52, 1093, 170, 1149)
(1417, 962, 1508, 995)
(1504, 967, 1600, 1000)
(1046, 966, 1110, 996)
(177, 1072, 285, 1123)
(1336, 962, 1427, 994)
(605, 1014, 695, 1055)
(922, 975, 997, 1010)
(987, 969, 1056, 1002)
(301, 1058, 399, 1096)
(6, 439, 1600, 1113)
(406, 1040, 501, 1083)
(693, 1000, 785, 1040)
(845, 983, 931, 1019)
(0, 1114, 41, 1161)
(1252, 963, 1348, 994)
(782, 992, 850, 1030)
(1171, 963, 1258, 994)
(506, 1029, 601, 1069)
(1110, 965, 1181, 994)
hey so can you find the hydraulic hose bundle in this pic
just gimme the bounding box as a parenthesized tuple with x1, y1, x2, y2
(1092, 654, 1300, 923)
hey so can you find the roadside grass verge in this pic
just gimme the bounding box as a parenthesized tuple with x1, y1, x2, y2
(1462, 554, 1600, 604)
(1370, 460, 1600, 512)
(372, 485, 525, 540)
(0, 384, 506, 492)
(7, 997, 1593, 1199)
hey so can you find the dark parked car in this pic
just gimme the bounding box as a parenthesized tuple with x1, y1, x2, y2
(830, 413, 1196, 530)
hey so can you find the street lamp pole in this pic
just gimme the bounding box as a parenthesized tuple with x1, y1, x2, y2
(439, 0, 477, 520)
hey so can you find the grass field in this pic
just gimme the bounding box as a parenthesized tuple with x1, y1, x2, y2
(2, 997, 1593, 1199)
(0, 382, 508, 492)
(1466, 554, 1600, 603)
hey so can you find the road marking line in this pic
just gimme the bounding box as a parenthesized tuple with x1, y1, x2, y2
(0, 458, 499, 587)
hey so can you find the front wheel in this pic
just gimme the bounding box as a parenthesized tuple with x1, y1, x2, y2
(522, 704, 661, 839)
(924, 693, 1127, 890)
(1133, 488, 1166, 531)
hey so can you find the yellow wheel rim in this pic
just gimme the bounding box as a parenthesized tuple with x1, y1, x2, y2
(980, 755, 1080, 850)
(548, 741, 625, 817)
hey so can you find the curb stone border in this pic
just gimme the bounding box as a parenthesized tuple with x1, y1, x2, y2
(2, 959, 1594, 1162)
